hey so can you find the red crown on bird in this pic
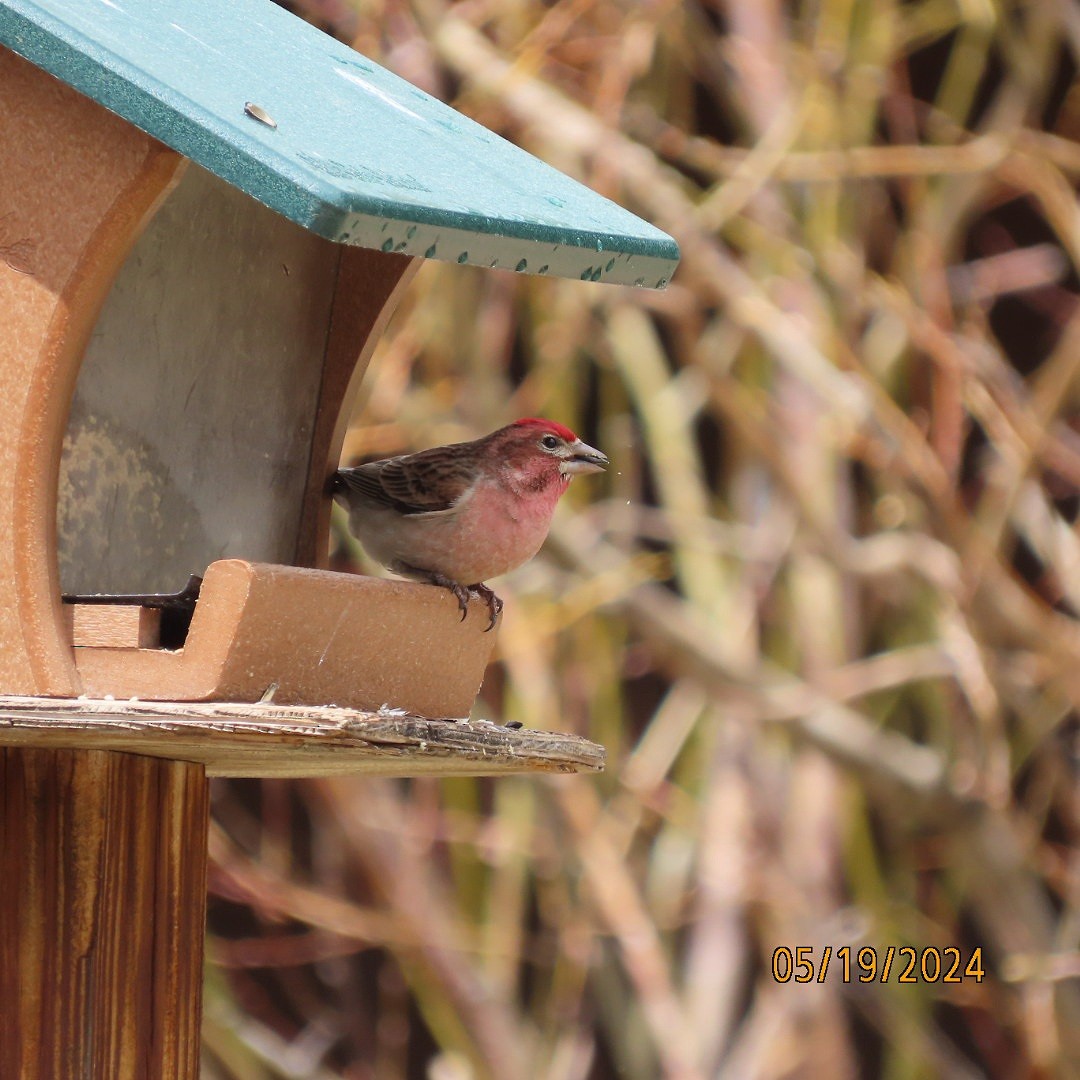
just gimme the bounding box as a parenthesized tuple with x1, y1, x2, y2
(511, 417, 579, 442)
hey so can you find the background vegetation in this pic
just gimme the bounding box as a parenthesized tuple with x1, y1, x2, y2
(203, 1, 1080, 1076)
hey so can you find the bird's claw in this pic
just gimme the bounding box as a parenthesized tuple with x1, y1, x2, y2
(452, 584, 470, 622)
(470, 584, 503, 632)
(424, 571, 471, 621)
(422, 571, 502, 630)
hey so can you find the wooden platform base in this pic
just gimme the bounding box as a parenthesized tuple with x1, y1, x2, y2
(0, 696, 605, 778)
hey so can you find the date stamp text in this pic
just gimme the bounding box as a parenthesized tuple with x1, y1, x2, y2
(771, 946, 985, 984)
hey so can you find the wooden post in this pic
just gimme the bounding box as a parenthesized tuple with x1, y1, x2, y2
(0, 704, 601, 1075)
(0, 749, 208, 1079)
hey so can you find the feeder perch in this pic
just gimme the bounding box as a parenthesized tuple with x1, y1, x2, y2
(0, 0, 678, 1074)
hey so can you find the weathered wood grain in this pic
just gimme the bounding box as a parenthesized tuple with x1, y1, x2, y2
(0, 748, 207, 1079)
(0, 697, 606, 778)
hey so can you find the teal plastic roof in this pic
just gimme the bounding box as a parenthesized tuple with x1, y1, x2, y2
(0, 0, 679, 287)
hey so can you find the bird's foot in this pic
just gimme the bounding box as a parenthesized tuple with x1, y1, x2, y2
(469, 583, 503, 632)
(410, 567, 502, 629)
(423, 571, 472, 621)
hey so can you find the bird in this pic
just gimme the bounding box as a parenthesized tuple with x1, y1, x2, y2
(332, 418, 608, 630)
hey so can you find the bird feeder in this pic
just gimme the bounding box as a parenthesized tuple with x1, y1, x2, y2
(0, 0, 679, 1074)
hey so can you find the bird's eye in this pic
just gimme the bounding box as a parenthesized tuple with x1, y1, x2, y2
(540, 434, 560, 450)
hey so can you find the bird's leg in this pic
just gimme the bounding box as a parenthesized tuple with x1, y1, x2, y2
(469, 584, 503, 632)
(399, 564, 500, 627)
(408, 567, 471, 621)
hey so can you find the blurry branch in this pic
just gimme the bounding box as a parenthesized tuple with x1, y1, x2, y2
(626, 106, 1013, 180)
(681, 720, 751, 1067)
(947, 243, 1068, 304)
(1010, 480, 1080, 614)
(843, 987, 1001, 1080)
(866, 278, 1080, 694)
(628, 109, 1080, 187)
(214, 778, 535, 1079)
(607, 305, 740, 632)
(551, 508, 1080, 1060)
(717, 0, 792, 136)
(529, 550, 673, 637)
(620, 680, 709, 799)
(548, 517, 951, 803)
(311, 778, 530, 1080)
(955, 811, 1080, 1064)
(695, 103, 808, 230)
(1018, 128, 1080, 174)
(999, 152, 1080, 270)
(556, 781, 707, 1080)
(208, 824, 408, 948)
(814, 644, 955, 701)
(695, 372, 858, 550)
(429, 14, 870, 421)
(599, 501, 794, 563)
(203, 971, 344, 1080)
(211, 932, 370, 970)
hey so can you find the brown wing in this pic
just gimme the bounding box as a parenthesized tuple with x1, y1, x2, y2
(335, 445, 477, 516)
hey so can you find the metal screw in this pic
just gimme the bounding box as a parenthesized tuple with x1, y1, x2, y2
(244, 102, 277, 128)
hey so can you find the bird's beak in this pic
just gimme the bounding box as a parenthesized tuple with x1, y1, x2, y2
(562, 439, 609, 476)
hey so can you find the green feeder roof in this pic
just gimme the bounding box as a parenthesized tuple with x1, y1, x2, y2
(0, 0, 679, 287)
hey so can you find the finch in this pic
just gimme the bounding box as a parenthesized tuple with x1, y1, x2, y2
(332, 418, 608, 629)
